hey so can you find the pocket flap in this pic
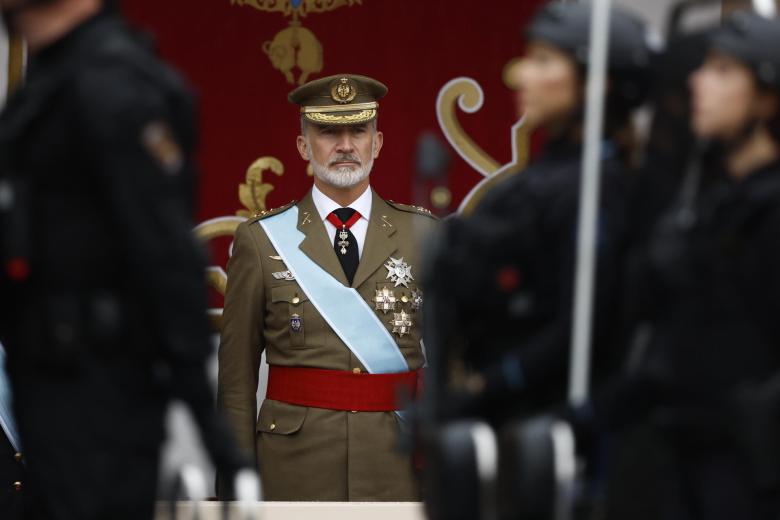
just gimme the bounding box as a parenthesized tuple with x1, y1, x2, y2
(270, 285, 309, 304)
(256, 399, 307, 435)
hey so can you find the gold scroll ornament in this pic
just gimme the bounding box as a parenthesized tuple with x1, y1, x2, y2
(195, 156, 285, 329)
(436, 58, 530, 216)
(231, 0, 364, 85)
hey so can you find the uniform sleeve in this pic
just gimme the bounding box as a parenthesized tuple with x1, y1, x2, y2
(217, 222, 265, 459)
(75, 66, 212, 367)
(75, 61, 254, 481)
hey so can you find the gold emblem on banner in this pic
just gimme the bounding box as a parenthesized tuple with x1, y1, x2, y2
(195, 155, 287, 329)
(231, 0, 365, 85)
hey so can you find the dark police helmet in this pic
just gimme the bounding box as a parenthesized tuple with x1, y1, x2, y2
(525, 2, 652, 109)
(710, 11, 780, 89)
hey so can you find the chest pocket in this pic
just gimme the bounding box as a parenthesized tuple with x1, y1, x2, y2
(270, 285, 310, 348)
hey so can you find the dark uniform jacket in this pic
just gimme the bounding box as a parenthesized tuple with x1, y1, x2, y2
(430, 138, 628, 421)
(629, 158, 780, 422)
(0, 9, 222, 519)
(607, 155, 780, 520)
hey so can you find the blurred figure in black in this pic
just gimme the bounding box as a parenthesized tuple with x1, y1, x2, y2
(0, 1, 249, 518)
(426, 2, 650, 423)
(608, 11, 780, 520)
(0, 342, 27, 520)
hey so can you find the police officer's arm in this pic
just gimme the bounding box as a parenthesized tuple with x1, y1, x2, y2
(217, 222, 265, 459)
(75, 64, 215, 360)
(75, 60, 252, 479)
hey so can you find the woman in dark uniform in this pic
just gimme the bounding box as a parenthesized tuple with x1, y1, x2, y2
(610, 12, 780, 520)
(428, 2, 651, 422)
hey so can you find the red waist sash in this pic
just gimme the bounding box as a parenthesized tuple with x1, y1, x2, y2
(266, 365, 421, 412)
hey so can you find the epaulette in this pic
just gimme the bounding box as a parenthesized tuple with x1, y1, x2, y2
(246, 200, 297, 223)
(385, 200, 438, 219)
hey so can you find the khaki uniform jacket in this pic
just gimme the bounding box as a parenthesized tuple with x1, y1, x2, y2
(217, 189, 437, 501)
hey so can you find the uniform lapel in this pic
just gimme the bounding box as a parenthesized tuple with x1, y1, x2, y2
(296, 191, 350, 286)
(352, 192, 398, 289)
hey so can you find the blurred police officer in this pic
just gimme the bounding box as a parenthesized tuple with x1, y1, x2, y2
(0, 342, 27, 520)
(0, 1, 248, 518)
(612, 11, 780, 520)
(426, 2, 651, 423)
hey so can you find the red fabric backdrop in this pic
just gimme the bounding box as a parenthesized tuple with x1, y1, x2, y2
(122, 0, 544, 219)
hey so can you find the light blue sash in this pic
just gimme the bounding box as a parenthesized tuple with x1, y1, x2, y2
(259, 207, 409, 375)
(0, 343, 21, 452)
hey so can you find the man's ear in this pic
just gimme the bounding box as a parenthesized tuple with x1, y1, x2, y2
(373, 131, 384, 159)
(296, 135, 309, 161)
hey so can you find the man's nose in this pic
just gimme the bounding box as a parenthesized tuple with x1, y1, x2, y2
(335, 131, 355, 153)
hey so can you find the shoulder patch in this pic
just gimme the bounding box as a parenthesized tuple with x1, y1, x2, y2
(385, 200, 438, 219)
(245, 200, 297, 223)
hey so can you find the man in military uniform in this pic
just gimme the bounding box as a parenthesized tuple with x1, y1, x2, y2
(218, 74, 437, 501)
(0, 1, 249, 518)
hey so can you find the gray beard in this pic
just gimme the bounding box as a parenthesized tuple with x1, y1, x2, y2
(309, 144, 375, 189)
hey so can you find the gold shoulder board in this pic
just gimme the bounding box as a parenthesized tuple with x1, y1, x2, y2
(385, 200, 438, 219)
(247, 200, 297, 223)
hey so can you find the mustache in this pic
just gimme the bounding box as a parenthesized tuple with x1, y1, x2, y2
(329, 154, 361, 166)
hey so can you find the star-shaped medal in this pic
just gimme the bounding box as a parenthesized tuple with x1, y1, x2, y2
(384, 257, 414, 288)
(374, 287, 397, 314)
(390, 310, 413, 337)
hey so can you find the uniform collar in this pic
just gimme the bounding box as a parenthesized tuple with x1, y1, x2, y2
(312, 183, 373, 222)
(30, 8, 116, 70)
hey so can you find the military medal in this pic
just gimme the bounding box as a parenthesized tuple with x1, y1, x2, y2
(374, 287, 397, 314)
(390, 310, 413, 337)
(338, 226, 350, 255)
(384, 257, 414, 288)
(272, 270, 295, 281)
(326, 210, 362, 256)
(411, 289, 424, 311)
(290, 314, 303, 333)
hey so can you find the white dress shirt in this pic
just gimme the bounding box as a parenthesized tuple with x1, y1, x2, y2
(312, 184, 372, 259)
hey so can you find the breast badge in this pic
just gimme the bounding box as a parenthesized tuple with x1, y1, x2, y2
(411, 289, 424, 311)
(390, 310, 413, 337)
(384, 257, 414, 288)
(290, 314, 303, 333)
(374, 287, 397, 314)
(272, 270, 296, 281)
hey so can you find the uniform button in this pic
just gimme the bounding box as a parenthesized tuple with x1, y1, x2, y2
(269, 423, 276, 431)
(13, 453, 22, 462)
(351, 410, 358, 414)
(352, 367, 361, 374)
(401, 295, 409, 303)
(291, 297, 300, 305)
(13, 481, 22, 492)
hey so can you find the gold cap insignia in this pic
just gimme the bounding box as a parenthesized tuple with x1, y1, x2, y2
(331, 77, 358, 104)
